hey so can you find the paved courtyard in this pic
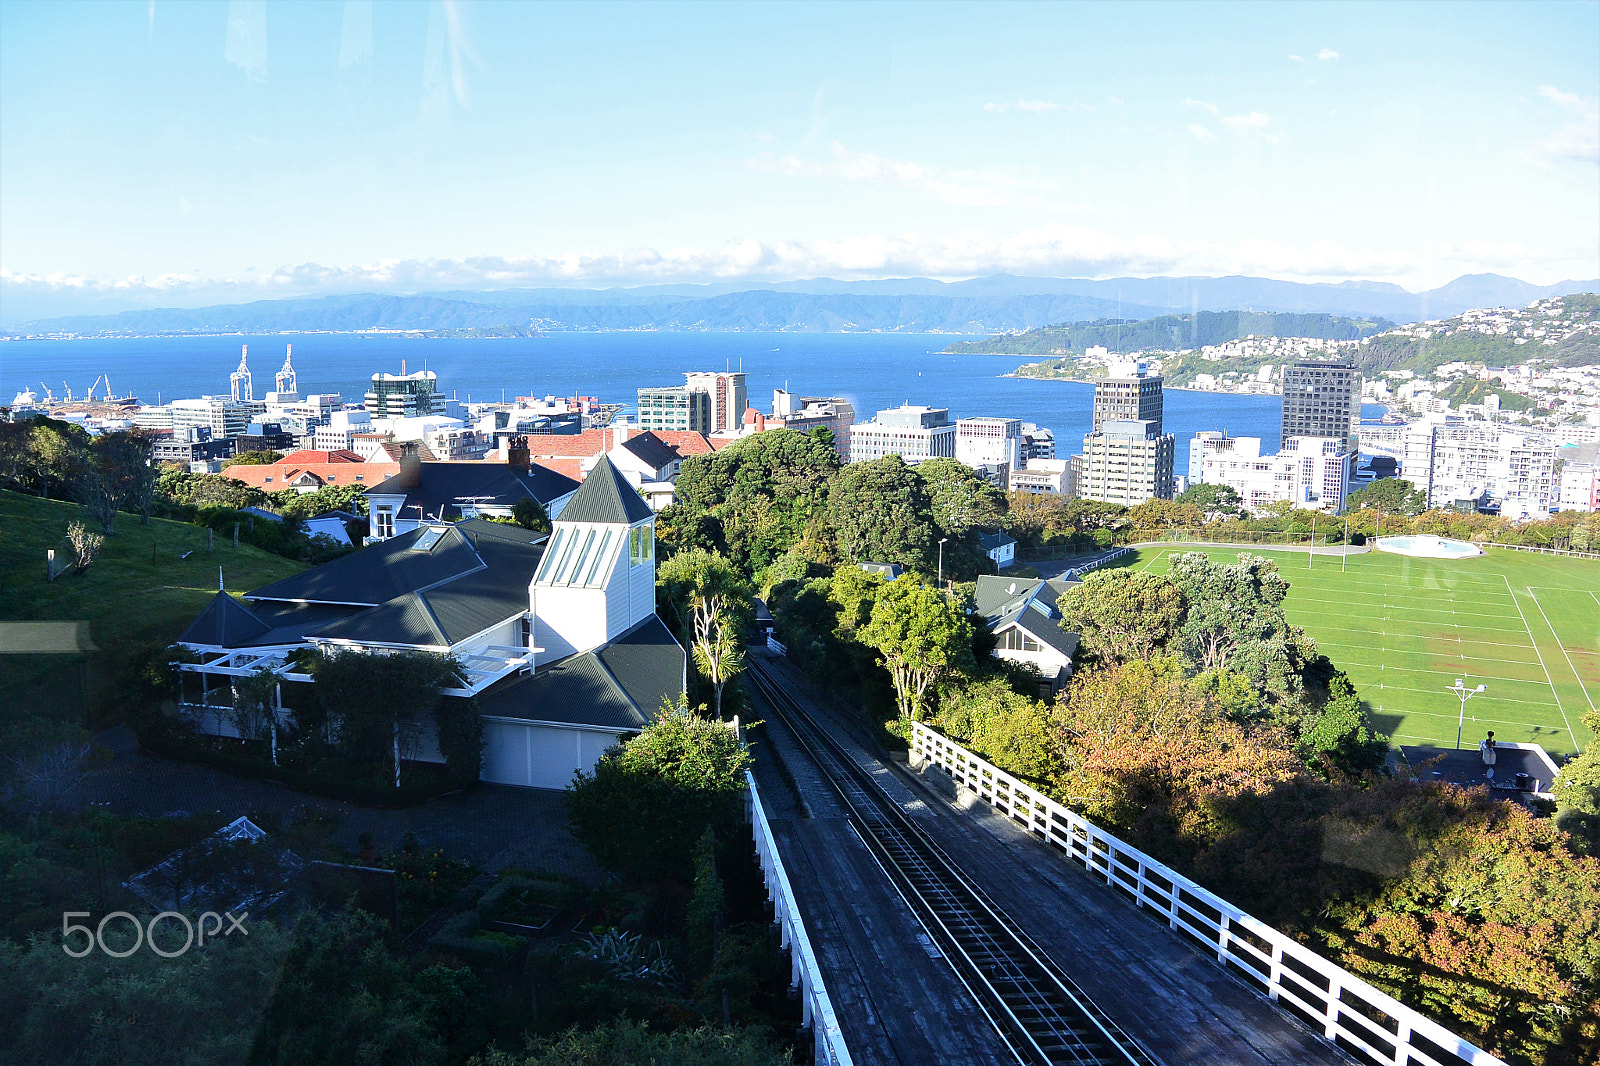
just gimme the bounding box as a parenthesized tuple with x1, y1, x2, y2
(71, 728, 608, 882)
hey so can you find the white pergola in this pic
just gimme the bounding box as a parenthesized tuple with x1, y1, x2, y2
(176, 642, 537, 702)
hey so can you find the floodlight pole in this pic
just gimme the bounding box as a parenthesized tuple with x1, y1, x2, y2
(937, 538, 949, 587)
(1343, 515, 1349, 573)
(1310, 514, 1315, 569)
(1449, 677, 1487, 750)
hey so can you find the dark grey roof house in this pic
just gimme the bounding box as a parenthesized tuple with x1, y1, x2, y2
(973, 573, 1082, 694)
(176, 458, 684, 790)
(365, 446, 581, 543)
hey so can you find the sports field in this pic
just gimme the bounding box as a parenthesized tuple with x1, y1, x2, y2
(1131, 544, 1600, 754)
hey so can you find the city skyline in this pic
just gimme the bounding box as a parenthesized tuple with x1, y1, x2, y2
(2, 0, 1597, 319)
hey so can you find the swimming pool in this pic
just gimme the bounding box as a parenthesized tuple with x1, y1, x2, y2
(1374, 535, 1483, 559)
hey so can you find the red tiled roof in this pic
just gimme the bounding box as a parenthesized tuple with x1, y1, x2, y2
(226, 460, 400, 491)
(276, 449, 362, 465)
(652, 431, 714, 456)
(533, 456, 586, 481)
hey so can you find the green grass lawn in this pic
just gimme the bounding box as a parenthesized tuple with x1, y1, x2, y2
(1131, 543, 1600, 755)
(0, 489, 305, 751)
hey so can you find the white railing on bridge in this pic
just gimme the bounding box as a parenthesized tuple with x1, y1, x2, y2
(907, 720, 1508, 1066)
(1061, 546, 1132, 581)
(766, 634, 788, 656)
(746, 771, 852, 1066)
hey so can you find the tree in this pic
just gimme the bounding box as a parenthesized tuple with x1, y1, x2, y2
(248, 909, 483, 1066)
(232, 666, 284, 765)
(916, 457, 1008, 537)
(511, 496, 551, 533)
(308, 650, 464, 786)
(566, 705, 752, 884)
(671, 429, 839, 572)
(70, 431, 150, 533)
(1555, 711, 1600, 854)
(857, 576, 974, 721)
(268, 483, 369, 520)
(1297, 674, 1389, 779)
(829, 455, 938, 572)
(25, 418, 87, 499)
(1175, 483, 1246, 521)
(1345, 477, 1427, 516)
(64, 520, 104, 575)
(934, 676, 1062, 782)
(1166, 551, 1311, 701)
(657, 550, 754, 718)
(472, 1018, 789, 1066)
(1126, 499, 1205, 530)
(1057, 569, 1185, 664)
(222, 449, 284, 468)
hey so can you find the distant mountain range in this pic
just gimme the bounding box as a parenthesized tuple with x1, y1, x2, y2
(942, 310, 1395, 357)
(4, 272, 1594, 338)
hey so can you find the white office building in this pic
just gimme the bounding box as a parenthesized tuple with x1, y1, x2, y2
(955, 417, 1023, 474)
(1009, 458, 1074, 496)
(848, 405, 956, 465)
(1195, 435, 1353, 514)
(1079, 419, 1175, 505)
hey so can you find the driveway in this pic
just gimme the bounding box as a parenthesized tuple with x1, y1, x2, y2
(69, 728, 608, 882)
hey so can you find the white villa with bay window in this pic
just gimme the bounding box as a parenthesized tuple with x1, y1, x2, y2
(175, 457, 684, 789)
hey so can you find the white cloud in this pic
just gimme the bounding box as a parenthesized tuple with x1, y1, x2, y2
(1534, 85, 1599, 164)
(1288, 54, 1304, 63)
(1538, 84, 1583, 108)
(747, 131, 778, 144)
(1105, 96, 1124, 105)
(1183, 100, 1281, 141)
(983, 98, 1090, 114)
(1317, 48, 1339, 61)
(0, 229, 1474, 311)
(745, 142, 1067, 209)
(1187, 124, 1216, 142)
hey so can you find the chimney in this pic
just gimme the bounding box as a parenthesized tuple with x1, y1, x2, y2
(398, 440, 423, 488)
(506, 434, 530, 470)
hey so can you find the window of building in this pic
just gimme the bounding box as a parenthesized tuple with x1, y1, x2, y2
(376, 508, 394, 538)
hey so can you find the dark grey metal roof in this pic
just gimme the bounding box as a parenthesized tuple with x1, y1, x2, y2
(366, 461, 580, 520)
(975, 575, 1043, 624)
(1001, 612, 1081, 659)
(977, 531, 1016, 550)
(475, 614, 684, 731)
(247, 524, 483, 606)
(180, 592, 271, 647)
(619, 432, 680, 472)
(313, 592, 451, 647)
(557, 456, 654, 525)
(597, 615, 685, 721)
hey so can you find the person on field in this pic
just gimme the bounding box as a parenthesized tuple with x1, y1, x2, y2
(1479, 731, 1497, 781)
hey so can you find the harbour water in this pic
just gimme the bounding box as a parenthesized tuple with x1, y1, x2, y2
(2, 332, 1297, 451)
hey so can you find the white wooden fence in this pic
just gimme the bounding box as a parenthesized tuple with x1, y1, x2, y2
(746, 771, 853, 1066)
(907, 721, 1508, 1066)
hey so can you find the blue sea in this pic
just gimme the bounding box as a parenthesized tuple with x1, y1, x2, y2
(0, 332, 1322, 452)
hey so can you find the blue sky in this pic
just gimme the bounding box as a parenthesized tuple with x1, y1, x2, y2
(2, 0, 1596, 315)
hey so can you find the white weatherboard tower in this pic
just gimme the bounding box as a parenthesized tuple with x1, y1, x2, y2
(530, 456, 658, 663)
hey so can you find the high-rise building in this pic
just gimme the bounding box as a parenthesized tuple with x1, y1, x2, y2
(366, 369, 443, 419)
(636, 386, 711, 434)
(1092, 360, 1163, 433)
(1281, 361, 1361, 447)
(955, 417, 1022, 473)
(1079, 419, 1175, 505)
(684, 371, 748, 435)
(769, 391, 855, 459)
(170, 396, 263, 439)
(848, 405, 955, 464)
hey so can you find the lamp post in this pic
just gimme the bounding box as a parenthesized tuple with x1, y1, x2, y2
(1449, 677, 1486, 750)
(937, 538, 949, 587)
(1343, 514, 1350, 573)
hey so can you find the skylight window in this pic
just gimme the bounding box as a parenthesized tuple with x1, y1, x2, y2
(535, 528, 567, 581)
(411, 526, 446, 552)
(582, 529, 615, 585)
(558, 529, 596, 583)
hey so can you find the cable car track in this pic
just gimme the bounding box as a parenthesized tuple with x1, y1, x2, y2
(747, 659, 1161, 1066)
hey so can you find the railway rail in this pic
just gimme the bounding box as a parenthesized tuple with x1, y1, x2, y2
(747, 659, 1161, 1066)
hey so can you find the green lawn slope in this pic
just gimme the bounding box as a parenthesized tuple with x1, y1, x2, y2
(0, 489, 305, 753)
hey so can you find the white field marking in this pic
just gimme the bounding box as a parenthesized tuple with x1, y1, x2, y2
(1527, 586, 1598, 711)
(1311, 643, 1546, 670)
(1307, 624, 1539, 652)
(1137, 550, 1169, 573)
(1291, 580, 1520, 599)
(1500, 575, 1576, 748)
(1289, 598, 1521, 621)
(1337, 667, 1558, 693)
(1357, 683, 1567, 710)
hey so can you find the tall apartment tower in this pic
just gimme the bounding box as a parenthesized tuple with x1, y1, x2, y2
(1093, 360, 1163, 433)
(1281, 361, 1361, 447)
(684, 371, 748, 435)
(1079, 419, 1175, 506)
